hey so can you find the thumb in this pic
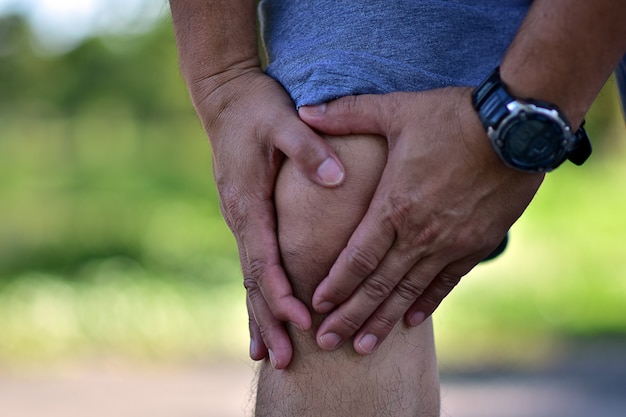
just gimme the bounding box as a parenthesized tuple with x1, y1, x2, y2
(299, 94, 390, 136)
(272, 118, 346, 188)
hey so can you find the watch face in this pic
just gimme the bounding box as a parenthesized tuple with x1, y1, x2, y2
(499, 112, 568, 171)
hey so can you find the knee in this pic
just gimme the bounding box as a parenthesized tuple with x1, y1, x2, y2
(274, 135, 387, 302)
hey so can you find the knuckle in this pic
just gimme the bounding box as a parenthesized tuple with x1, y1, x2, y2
(325, 285, 353, 304)
(394, 278, 426, 303)
(407, 226, 439, 254)
(258, 321, 282, 342)
(418, 292, 441, 311)
(438, 271, 461, 290)
(386, 194, 413, 228)
(246, 261, 292, 321)
(286, 137, 321, 165)
(243, 275, 259, 292)
(372, 313, 397, 333)
(423, 272, 461, 305)
(248, 257, 268, 286)
(219, 186, 249, 234)
(420, 290, 445, 310)
(345, 245, 380, 277)
(336, 311, 362, 333)
(341, 95, 361, 116)
(361, 275, 395, 301)
(384, 193, 434, 246)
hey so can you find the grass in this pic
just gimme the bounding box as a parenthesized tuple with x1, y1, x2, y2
(0, 261, 249, 365)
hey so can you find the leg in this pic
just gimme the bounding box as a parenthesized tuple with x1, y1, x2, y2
(254, 134, 440, 417)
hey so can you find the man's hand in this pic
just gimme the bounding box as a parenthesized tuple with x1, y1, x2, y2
(299, 87, 544, 355)
(192, 69, 345, 368)
(168, 0, 345, 369)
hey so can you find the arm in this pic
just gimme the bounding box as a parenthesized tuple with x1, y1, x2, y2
(168, 0, 346, 368)
(501, 0, 626, 127)
(299, 0, 626, 354)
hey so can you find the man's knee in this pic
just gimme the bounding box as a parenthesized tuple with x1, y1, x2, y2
(275, 134, 387, 305)
(261, 134, 440, 417)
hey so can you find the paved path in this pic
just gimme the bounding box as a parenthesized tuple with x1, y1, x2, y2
(1, 340, 624, 417)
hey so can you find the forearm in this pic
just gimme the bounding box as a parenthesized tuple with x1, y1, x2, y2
(167, 0, 348, 371)
(501, 0, 626, 127)
(168, 0, 261, 109)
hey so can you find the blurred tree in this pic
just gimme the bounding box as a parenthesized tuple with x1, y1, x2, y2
(0, 13, 189, 119)
(0, 13, 224, 283)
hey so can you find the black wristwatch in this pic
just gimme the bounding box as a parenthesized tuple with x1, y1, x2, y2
(472, 67, 592, 172)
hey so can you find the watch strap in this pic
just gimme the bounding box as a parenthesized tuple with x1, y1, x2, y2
(472, 67, 513, 129)
(568, 122, 592, 166)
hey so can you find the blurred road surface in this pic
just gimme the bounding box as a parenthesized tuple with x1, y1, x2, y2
(1, 339, 624, 417)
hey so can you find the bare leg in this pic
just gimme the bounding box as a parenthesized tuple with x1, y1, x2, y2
(254, 135, 440, 417)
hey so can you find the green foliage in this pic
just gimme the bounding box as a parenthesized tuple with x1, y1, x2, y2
(0, 15, 250, 363)
(0, 13, 187, 117)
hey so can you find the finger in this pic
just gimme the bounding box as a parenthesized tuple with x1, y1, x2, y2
(298, 94, 393, 137)
(311, 201, 396, 314)
(238, 243, 268, 362)
(223, 187, 312, 331)
(272, 118, 345, 187)
(242, 200, 312, 331)
(246, 296, 268, 361)
(351, 258, 446, 354)
(404, 261, 476, 327)
(240, 228, 295, 368)
(246, 282, 293, 369)
(314, 235, 433, 351)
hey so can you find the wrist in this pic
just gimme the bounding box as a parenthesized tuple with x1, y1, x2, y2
(187, 66, 264, 124)
(459, 87, 545, 186)
(169, 0, 261, 90)
(499, 62, 588, 130)
(471, 68, 592, 173)
(499, 0, 626, 129)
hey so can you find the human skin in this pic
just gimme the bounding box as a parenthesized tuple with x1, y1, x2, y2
(254, 134, 439, 417)
(169, 0, 346, 368)
(297, 0, 626, 355)
(169, 0, 626, 367)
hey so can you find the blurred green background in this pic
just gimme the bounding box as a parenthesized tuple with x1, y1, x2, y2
(0, 1, 624, 370)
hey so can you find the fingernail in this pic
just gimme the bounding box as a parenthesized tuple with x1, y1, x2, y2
(301, 103, 326, 116)
(317, 158, 344, 186)
(315, 300, 336, 314)
(319, 332, 342, 350)
(250, 339, 257, 358)
(408, 311, 426, 327)
(358, 334, 378, 354)
(268, 349, 278, 368)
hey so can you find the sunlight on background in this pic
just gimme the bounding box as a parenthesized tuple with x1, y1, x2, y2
(0, 0, 164, 52)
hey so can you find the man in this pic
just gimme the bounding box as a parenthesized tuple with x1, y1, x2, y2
(169, 0, 626, 415)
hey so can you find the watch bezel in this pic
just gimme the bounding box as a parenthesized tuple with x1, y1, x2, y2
(486, 100, 577, 172)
